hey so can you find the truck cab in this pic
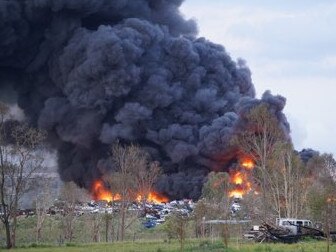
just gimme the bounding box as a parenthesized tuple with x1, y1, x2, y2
(276, 218, 312, 235)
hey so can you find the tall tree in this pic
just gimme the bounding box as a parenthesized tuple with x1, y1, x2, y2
(90, 212, 102, 243)
(35, 177, 53, 244)
(135, 159, 161, 205)
(0, 102, 46, 248)
(202, 172, 231, 206)
(164, 211, 189, 252)
(201, 172, 232, 247)
(107, 143, 161, 241)
(108, 143, 138, 241)
(59, 181, 89, 243)
(233, 104, 286, 220)
(267, 144, 309, 218)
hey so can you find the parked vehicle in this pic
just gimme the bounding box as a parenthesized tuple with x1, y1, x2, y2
(143, 217, 157, 228)
(276, 218, 312, 235)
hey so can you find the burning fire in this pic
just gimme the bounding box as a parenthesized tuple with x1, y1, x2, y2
(91, 179, 168, 204)
(136, 192, 169, 204)
(232, 171, 244, 185)
(229, 158, 254, 198)
(229, 188, 244, 198)
(91, 180, 121, 202)
(241, 158, 254, 170)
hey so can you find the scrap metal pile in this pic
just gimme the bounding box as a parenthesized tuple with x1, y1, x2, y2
(244, 222, 336, 243)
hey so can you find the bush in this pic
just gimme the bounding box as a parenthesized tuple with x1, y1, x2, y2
(199, 240, 211, 248)
(65, 242, 78, 247)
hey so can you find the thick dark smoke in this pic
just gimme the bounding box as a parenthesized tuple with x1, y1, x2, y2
(0, 0, 289, 199)
(298, 148, 319, 164)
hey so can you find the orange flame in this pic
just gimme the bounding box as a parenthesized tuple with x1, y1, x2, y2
(91, 180, 121, 202)
(228, 158, 254, 198)
(229, 188, 244, 198)
(232, 171, 244, 185)
(91, 179, 168, 203)
(136, 192, 169, 204)
(241, 158, 254, 170)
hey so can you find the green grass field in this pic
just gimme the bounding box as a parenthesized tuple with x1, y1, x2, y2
(8, 240, 336, 252)
(2, 216, 336, 251)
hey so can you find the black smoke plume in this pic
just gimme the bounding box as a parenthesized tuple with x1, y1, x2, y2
(0, 0, 289, 199)
(298, 148, 319, 164)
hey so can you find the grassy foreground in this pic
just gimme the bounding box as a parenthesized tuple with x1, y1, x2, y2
(8, 240, 336, 252)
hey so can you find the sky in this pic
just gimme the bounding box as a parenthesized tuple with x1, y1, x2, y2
(181, 0, 336, 157)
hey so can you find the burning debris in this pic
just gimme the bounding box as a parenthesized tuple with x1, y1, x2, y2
(0, 0, 290, 199)
(136, 192, 169, 205)
(91, 180, 121, 202)
(241, 159, 254, 170)
(229, 158, 254, 198)
(91, 179, 169, 204)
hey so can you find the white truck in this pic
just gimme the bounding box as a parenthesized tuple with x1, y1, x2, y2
(276, 218, 313, 235)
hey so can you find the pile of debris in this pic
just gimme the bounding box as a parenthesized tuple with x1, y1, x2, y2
(17, 198, 195, 228)
(141, 200, 194, 228)
(244, 222, 336, 243)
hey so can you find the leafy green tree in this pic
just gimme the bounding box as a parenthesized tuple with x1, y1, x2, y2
(192, 199, 208, 238)
(202, 172, 231, 205)
(200, 172, 232, 248)
(163, 211, 189, 251)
